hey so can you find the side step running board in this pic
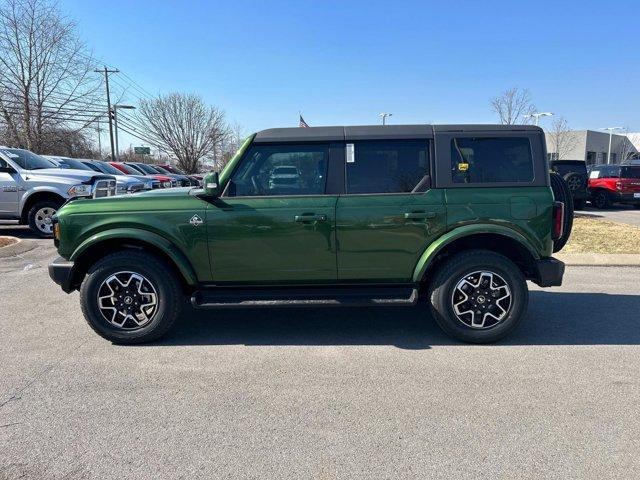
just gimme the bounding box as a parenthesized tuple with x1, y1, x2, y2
(191, 286, 419, 309)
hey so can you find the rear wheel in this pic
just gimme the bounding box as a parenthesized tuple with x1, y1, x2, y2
(80, 250, 182, 344)
(427, 250, 528, 343)
(592, 190, 612, 209)
(27, 199, 62, 238)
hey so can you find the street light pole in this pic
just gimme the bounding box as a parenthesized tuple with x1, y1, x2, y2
(525, 112, 554, 126)
(601, 127, 623, 164)
(112, 104, 136, 160)
(379, 112, 392, 125)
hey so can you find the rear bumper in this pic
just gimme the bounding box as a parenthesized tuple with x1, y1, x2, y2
(612, 192, 640, 204)
(532, 257, 565, 287)
(48, 256, 76, 293)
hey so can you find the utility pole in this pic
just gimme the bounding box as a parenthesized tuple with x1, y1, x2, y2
(112, 104, 135, 160)
(95, 66, 119, 161)
(95, 120, 102, 157)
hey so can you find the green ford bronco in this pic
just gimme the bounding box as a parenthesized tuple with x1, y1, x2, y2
(49, 125, 567, 344)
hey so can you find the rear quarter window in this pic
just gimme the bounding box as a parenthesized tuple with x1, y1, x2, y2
(451, 137, 534, 184)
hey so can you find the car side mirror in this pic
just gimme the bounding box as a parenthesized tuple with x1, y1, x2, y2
(203, 171, 221, 197)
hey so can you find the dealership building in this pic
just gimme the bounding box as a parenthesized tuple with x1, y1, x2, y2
(545, 130, 639, 165)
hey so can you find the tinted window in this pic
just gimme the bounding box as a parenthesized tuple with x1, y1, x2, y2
(346, 140, 429, 194)
(130, 163, 158, 174)
(451, 137, 533, 183)
(550, 162, 587, 177)
(60, 158, 93, 171)
(0, 149, 55, 170)
(229, 144, 328, 196)
(621, 166, 640, 179)
(93, 161, 124, 175)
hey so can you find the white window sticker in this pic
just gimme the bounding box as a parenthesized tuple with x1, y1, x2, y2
(589, 171, 599, 179)
(346, 143, 355, 163)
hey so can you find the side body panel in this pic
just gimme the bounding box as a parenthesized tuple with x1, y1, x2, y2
(205, 196, 338, 283)
(335, 191, 446, 281)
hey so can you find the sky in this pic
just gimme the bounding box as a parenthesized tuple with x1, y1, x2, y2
(62, 0, 640, 149)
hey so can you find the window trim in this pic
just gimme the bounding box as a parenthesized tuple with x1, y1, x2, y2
(434, 131, 548, 188)
(342, 139, 432, 196)
(221, 141, 333, 198)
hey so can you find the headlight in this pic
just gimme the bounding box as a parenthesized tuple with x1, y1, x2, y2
(163, 181, 172, 188)
(144, 181, 153, 190)
(67, 184, 91, 197)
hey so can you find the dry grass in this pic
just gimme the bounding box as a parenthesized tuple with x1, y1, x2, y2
(0, 236, 18, 248)
(564, 216, 640, 253)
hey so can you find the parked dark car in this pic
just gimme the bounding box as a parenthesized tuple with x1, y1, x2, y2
(587, 164, 640, 209)
(549, 160, 588, 209)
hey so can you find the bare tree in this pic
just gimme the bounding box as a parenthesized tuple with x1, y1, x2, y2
(213, 121, 244, 170)
(618, 131, 638, 164)
(0, 0, 103, 151)
(546, 117, 579, 160)
(136, 93, 227, 174)
(490, 87, 536, 125)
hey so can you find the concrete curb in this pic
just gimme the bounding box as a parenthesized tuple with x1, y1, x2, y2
(556, 253, 640, 266)
(0, 237, 37, 258)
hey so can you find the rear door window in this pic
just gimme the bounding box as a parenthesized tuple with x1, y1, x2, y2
(621, 166, 640, 179)
(451, 137, 534, 184)
(345, 140, 429, 194)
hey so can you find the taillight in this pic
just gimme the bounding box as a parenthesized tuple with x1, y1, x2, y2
(616, 181, 622, 191)
(552, 201, 564, 240)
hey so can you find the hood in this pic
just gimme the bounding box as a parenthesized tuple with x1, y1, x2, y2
(23, 168, 108, 183)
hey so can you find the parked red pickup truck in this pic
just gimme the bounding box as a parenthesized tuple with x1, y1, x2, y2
(588, 164, 640, 209)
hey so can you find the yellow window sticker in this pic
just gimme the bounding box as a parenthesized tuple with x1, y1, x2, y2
(458, 162, 469, 172)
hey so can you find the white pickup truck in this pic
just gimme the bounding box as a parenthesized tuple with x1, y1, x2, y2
(0, 147, 116, 237)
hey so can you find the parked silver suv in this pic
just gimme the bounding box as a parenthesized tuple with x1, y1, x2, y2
(0, 147, 116, 237)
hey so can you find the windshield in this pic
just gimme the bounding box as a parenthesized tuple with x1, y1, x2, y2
(0, 148, 55, 170)
(164, 165, 185, 175)
(621, 166, 640, 179)
(59, 158, 94, 171)
(153, 165, 172, 174)
(132, 163, 160, 174)
(90, 161, 124, 175)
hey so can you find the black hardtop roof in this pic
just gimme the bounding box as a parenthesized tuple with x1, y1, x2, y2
(254, 124, 543, 143)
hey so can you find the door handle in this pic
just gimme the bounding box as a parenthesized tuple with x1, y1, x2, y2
(294, 214, 327, 222)
(404, 211, 436, 220)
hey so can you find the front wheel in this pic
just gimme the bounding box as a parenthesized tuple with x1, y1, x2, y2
(427, 250, 529, 343)
(27, 200, 62, 237)
(80, 251, 182, 344)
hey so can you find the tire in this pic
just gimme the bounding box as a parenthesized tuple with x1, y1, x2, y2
(80, 250, 182, 344)
(563, 172, 585, 193)
(27, 199, 63, 238)
(573, 199, 586, 210)
(592, 190, 612, 209)
(549, 171, 574, 253)
(634, 204, 640, 210)
(427, 250, 528, 344)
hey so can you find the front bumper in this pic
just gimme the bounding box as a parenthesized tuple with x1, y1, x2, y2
(533, 257, 565, 287)
(48, 256, 76, 293)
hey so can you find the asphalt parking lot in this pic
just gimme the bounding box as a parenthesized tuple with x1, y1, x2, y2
(1, 222, 640, 479)
(577, 203, 640, 227)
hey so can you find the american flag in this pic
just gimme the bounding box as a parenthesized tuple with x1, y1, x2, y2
(299, 114, 309, 128)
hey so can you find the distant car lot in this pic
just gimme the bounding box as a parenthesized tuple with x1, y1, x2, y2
(1, 221, 640, 478)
